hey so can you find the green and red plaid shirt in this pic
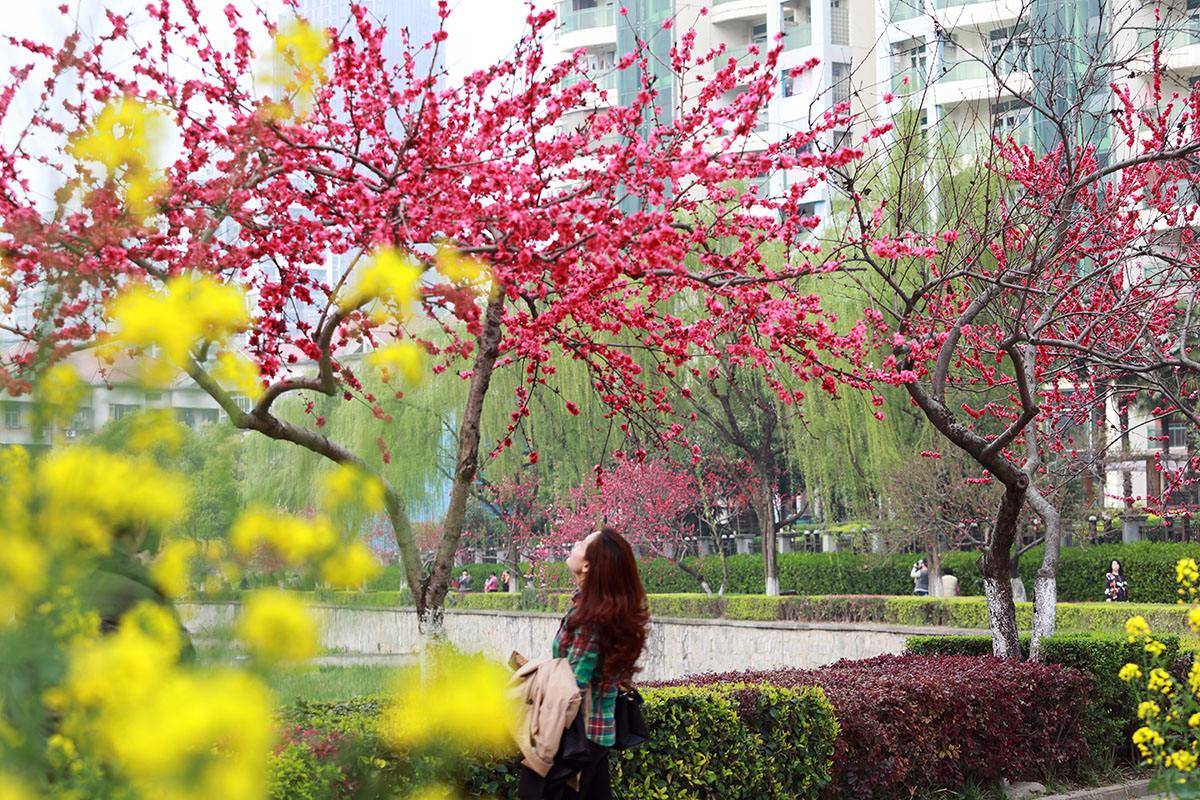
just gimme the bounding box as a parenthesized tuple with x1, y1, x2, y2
(552, 602, 618, 747)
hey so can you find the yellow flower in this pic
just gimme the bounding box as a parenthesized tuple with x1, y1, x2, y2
(50, 610, 179, 712)
(267, 18, 330, 115)
(236, 590, 319, 665)
(1119, 663, 1143, 682)
(67, 96, 166, 219)
(1189, 712, 1200, 728)
(1126, 616, 1151, 639)
(1188, 607, 1200, 634)
(0, 535, 45, 619)
(1133, 725, 1165, 747)
(366, 341, 426, 385)
(33, 362, 86, 429)
(320, 543, 380, 589)
(1145, 639, 1167, 657)
(109, 275, 249, 367)
(229, 508, 336, 565)
(379, 649, 518, 754)
(106, 669, 274, 800)
(1148, 667, 1175, 695)
(320, 463, 385, 514)
(342, 247, 423, 318)
(1177, 558, 1199, 585)
(0, 772, 35, 800)
(151, 539, 198, 599)
(1138, 701, 1161, 720)
(435, 246, 490, 285)
(1167, 749, 1198, 772)
(212, 352, 263, 402)
(1189, 659, 1200, 695)
(37, 447, 188, 551)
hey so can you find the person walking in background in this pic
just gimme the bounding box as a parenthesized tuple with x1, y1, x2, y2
(940, 566, 959, 597)
(910, 558, 929, 596)
(457, 569, 473, 593)
(528, 526, 649, 799)
(1105, 559, 1129, 602)
(484, 572, 500, 593)
(501, 569, 513, 592)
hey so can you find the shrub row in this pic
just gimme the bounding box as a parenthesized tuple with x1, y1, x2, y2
(906, 633, 1181, 761)
(655, 653, 1092, 800)
(197, 589, 1195, 639)
(271, 683, 839, 800)
(355, 541, 1199, 603)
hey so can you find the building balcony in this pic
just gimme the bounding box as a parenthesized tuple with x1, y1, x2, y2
(556, 3, 617, 51)
(1138, 21, 1200, 74)
(891, 65, 928, 96)
(783, 24, 812, 50)
(562, 71, 619, 104)
(890, 0, 926, 23)
(931, 0, 1022, 29)
(933, 57, 1030, 105)
(712, 0, 768, 25)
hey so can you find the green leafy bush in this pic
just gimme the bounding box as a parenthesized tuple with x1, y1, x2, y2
(271, 684, 838, 800)
(906, 632, 1181, 759)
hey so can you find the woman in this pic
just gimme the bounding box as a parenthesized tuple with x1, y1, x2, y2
(501, 569, 512, 592)
(1105, 559, 1129, 602)
(550, 527, 649, 799)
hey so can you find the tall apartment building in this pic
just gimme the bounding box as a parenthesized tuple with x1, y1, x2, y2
(554, 0, 878, 219)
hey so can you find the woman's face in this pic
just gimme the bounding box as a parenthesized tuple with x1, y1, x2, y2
(567, 530, 602, 584)
(1111, 560, 1120, 573)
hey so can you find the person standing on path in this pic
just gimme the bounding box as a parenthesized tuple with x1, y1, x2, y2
(910, 558, 929, 596)
(544, 527, 649, 799)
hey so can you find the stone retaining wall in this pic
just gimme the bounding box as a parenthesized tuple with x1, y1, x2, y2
(179, 602, 978, 681)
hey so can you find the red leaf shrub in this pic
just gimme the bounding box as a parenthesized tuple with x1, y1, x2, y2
(654, 654, 1091, 799)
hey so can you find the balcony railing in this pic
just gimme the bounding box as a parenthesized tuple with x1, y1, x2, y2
(1138, 19, 1200, 52)
(891, 0, 924, 22)
(891, 66, 927, 94)
(939, 54, 1027, 82)
(558, 2, 616, 33)
(933, 0, 984, 8)
(726, 42, 768, 64)
(783, 24, 812, 49)
(562, 71, 619, 95)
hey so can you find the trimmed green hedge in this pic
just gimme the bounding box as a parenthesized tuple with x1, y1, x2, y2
(273, 683, 838, 800)
(906, 632, 1181, 759)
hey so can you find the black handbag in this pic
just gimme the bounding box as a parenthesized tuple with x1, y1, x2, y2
(612, 686, 648, 750)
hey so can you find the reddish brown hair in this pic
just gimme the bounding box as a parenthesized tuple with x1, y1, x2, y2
(569, 526, 649, 682)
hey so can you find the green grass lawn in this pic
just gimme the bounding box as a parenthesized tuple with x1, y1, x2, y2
(267, 665, 396, 705)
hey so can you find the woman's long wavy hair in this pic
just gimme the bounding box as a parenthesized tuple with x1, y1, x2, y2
(569, 526, 649, 682)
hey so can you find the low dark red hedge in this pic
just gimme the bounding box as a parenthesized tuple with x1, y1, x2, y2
(654, 654, 1092, 800)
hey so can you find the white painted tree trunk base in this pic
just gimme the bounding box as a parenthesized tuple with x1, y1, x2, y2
(1030, 575, 1057, 662)
(983, 577, 1022, 659)
(765, 576, 780, 597)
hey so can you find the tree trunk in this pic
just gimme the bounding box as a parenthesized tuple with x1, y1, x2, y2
(423, 288, 505, 615)
(1120, 402, 1133, 512)
(928, 540, 943, 597)
(981, 485, 1026, 659)
(1027, 485, 1062, 662)
(755, 485, 779, 596)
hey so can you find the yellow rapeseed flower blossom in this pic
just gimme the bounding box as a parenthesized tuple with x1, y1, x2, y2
(320, 463, 386, 514)
(1145, 639, 1167, 658)
(319, 542, 380, 589)
(150, 539, 198, 599)
(1139, 700, 1162, 720)
(33, 362, 86, 430)
(1177, 558, 1199, 586)
(37, 447, 188, 551)
(1148, 667, 1175, 695)
(212, 351, 264, 401)
(435, 246, 490, 285)
(379, 649, 518, 754)
(109, 274, 249, 368)
(50, 612, 178, 714)
(1189, 607, 1200, 634)
(1119, 663, 1143, 682)
(1126, 616, 1151, 640)
(0, 536, 46, 621)
(342, 247, 423, 319)
(1189, 712, 1200, 728)
(236, 590, 320, 665)
(1167, 749, 1198, 772)
(67, 96, 166, 219)
(0, 772, 35, 800)
(366, 341, 425, 385)
(229, 507, 336, 565)
(266, 18, 330, 116)
(1189, 659, 1200, 695)
(105, 669, 274, 800)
